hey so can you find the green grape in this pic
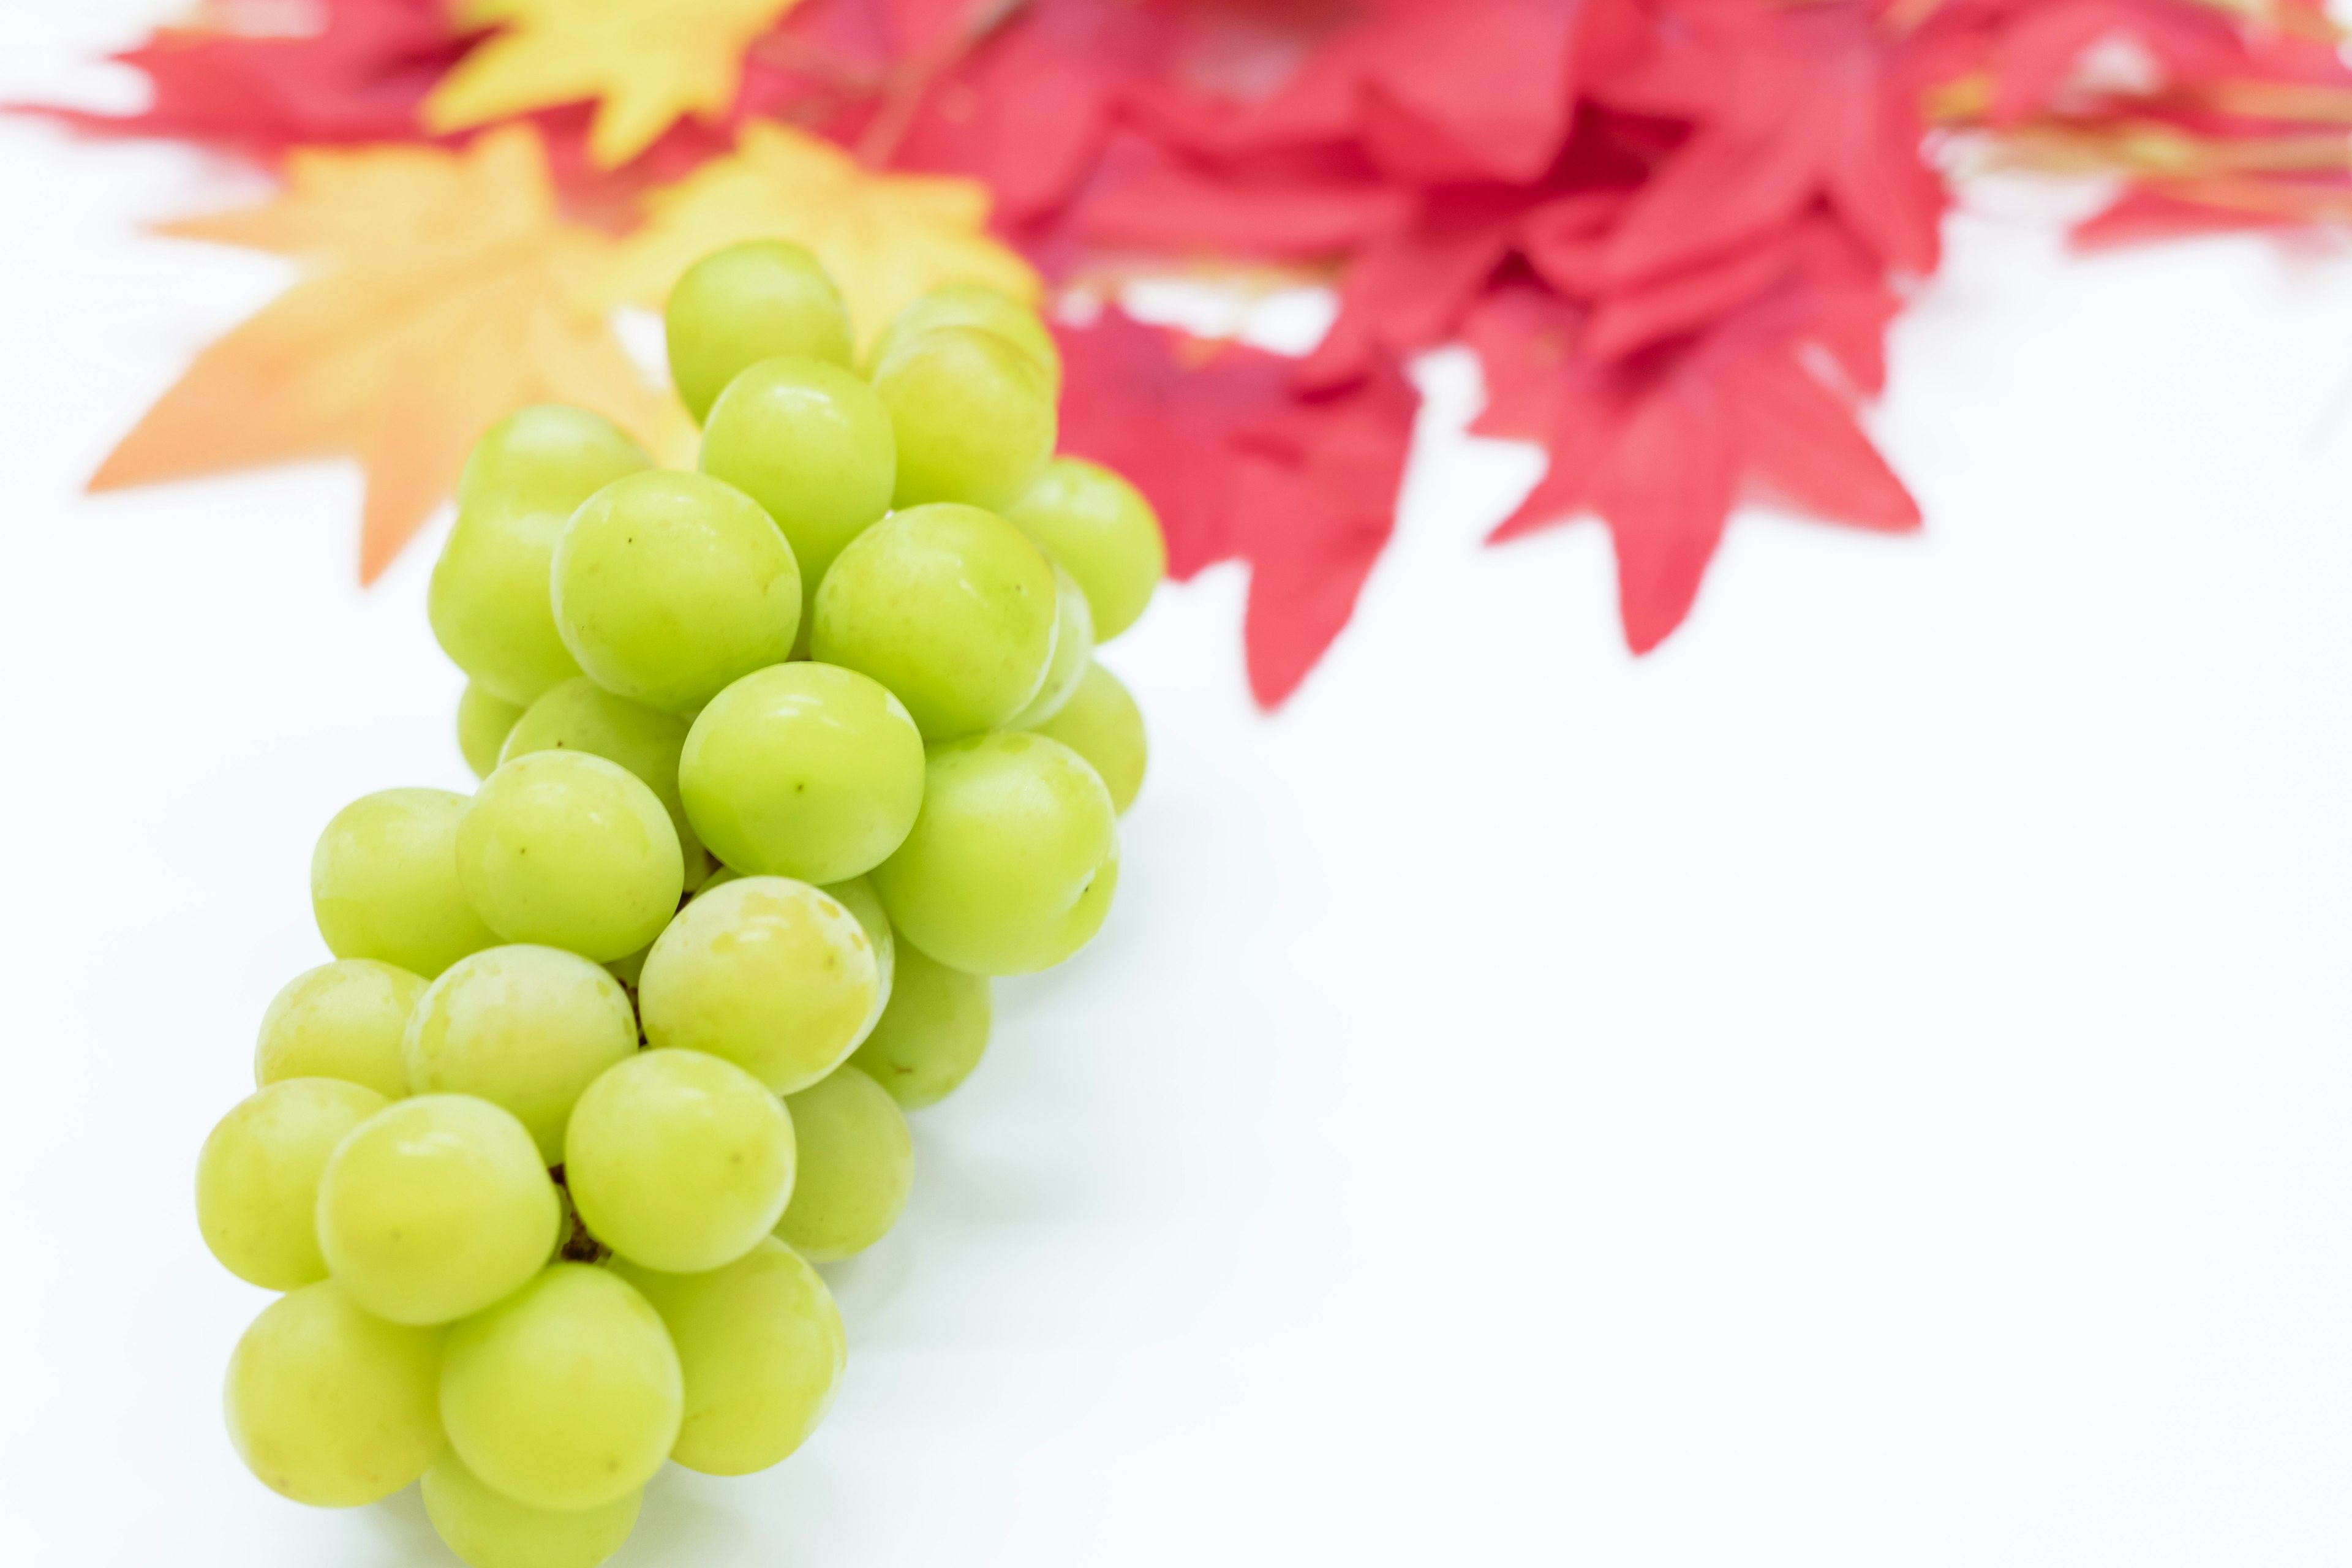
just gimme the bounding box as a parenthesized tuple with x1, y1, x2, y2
(849, 941, 991, 1110)
(777, 1065, 913, 1261)
(499, 676, 704, 864)
(317, 1095, 560, 1325)
(822, 873, 895, 1018)
(666, 240, 854, 424)
(456, 750, 684, 963)
(1003, 458, 1166, 641)
(810, 502, 1057, 740)
(680, 663, 925, 884)
(197, 1079, 389, 1290)
(404, 946, 640, 1164)
(612, 1238, 845, 1476)
(868, 284, 1060, 392)
(874, 325, 1057, 511)
(254, 959, 424, 1100)
(697, 863, 739, 894)
(873, 733, 1120, 975)
(431, 407, 650, 707)
(1025, 660, 1147, 816)
(566, 1050, 794, 1274)
(605, 941, 651, 992)
(1006, 562, 1095, 728)
(551, 470, 801, 714)
(458, 684, 524, 780)
(698, 355, 894, 630)
(312, 788, 500, 979)
(639, 876, 879, 1094)
(224, 1280, 445, 1508)
(423, 1452, 640, 1568)
(441, 1264, 682, 1513)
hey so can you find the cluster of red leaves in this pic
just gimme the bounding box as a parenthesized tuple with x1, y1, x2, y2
(31, 0, 2352, 703)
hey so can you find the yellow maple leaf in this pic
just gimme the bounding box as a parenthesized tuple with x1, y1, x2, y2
(92, 126, 689, 581)
(424, 0, 801, 169)
(610, 121, 1041, 352)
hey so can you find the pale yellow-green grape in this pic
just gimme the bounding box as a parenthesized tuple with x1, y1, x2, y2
(822, 874, 895, 1018)
(612, 1238, 845, 1476)
(224, 1280, 446, 1508)
(197, 1079, 389, 1290)
(849, 942, 991, 1110)
(312, 788, 500, 979)
(254, 959, 424, 1099)
(422, 1452, 641, 1568)
(1025, 660, 1147, 816)
(605, 941, 651, 992)
(698, 356, 895, 630)
(666, 240, 854, 424)
(457, 751, 684, 963)
(499, 676, 703, 865)
(639, 876, 879, 1093)
(874, 325, 1057, 511)
(697, 863, 740, 894)
(810, 502, 1057, 740)
(567, 1050, 794, 1273)
(777, 1065, 913, 1260)
(867, 284, 1060, 393)
(1003, 457, 1166, 641)
(431, 408, 650, 706)
(552, 470, 801, 714)
(458, 684, 524, 780)
(1007, 563, 1095, 728)
(873, 733, 1120, 975)
(404, 946, 639, 1164)
(317, 1095, 560, 1325)
(441, 1264, 683, 1512)
(680, 663, 925, 883)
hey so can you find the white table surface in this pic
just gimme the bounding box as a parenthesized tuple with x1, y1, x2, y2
(6, 5, 2351, 1564)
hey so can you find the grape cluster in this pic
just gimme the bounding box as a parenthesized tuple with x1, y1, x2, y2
(196, 244, 1159, 1568)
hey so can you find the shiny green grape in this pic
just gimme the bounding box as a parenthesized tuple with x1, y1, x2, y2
(823, 874, 895, 1018)
(312, 788, 500, 979)
(440, 1264, 682, 1513)
(224, 1280, 445, 1508)
(810, 502, 1056, 740)
(1025, 660, 1147, 816)
(422, 1452, 640, 1568)
(873, 733, 1119, 975)
(254, 959, 424, 1100)
(499, 676, 704, 865)
(1007, 563, 1094, 728)
(873, 325, 1057, 511)
(849, 942, 991, 1110)
(680, 663, 925, 884)
(404, 946, 639, 1164)
(458, 684, 524, 780)
(197, 1079, 389, 1290)
(776, 1065, 913, 1261)
(698, 355, 895, 630)
(1003, 458, 1166, 641)
(868, 284, 1059, 391)
(639, 876, 879, 1094)
(456, 750, 684, 963)
(317, 1095, 560, 1325)
(665, 240, 854, 424)
(551, 470, 801, 714)
(567, 1049, 794, 1273)
(431, 407, 650, 706)
(613, 1238, 844, 1476)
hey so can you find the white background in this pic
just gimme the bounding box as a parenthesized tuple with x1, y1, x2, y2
(6, 4, 2352, 1564)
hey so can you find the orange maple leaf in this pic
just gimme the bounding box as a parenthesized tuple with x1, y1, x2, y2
(92, 125, 689, 581)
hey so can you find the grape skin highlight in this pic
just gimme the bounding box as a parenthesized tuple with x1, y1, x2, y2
(566, 1049, 797, 1275)
(311, 788, 500, 979)
(423, 1452, 641, 1568)
(254, 958, 424, 1100)
(777, 1065, 914, 1261)
(457, 750, 685, 963)
(197, 1078, 389, 1291)
(440, 1264, 684, 1513)
(224, 1280, 446, 1509)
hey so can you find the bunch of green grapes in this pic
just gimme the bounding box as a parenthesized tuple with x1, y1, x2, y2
(198, 245, 1160, 1568)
